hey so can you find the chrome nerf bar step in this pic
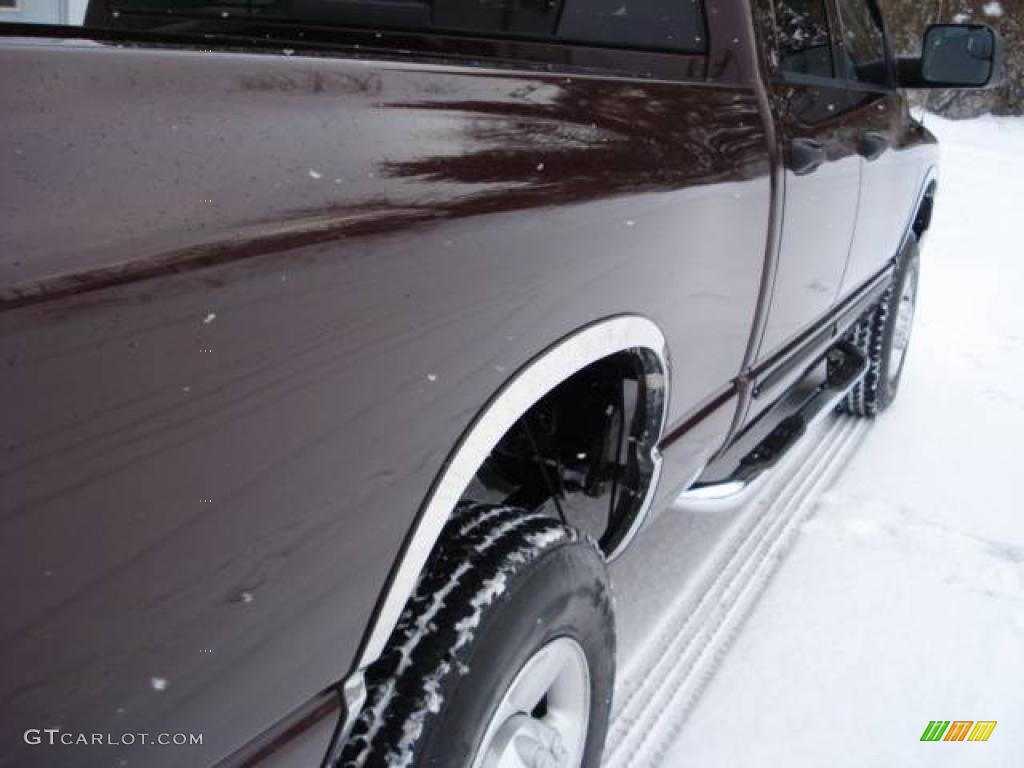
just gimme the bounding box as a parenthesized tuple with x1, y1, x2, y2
(680, 341, 868, 504)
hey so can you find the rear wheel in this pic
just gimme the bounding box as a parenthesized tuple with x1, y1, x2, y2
(339, 503, 615, 768)
(840, 235, 921, 417)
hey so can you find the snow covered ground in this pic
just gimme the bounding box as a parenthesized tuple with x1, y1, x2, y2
(610, 115, 1024, 766)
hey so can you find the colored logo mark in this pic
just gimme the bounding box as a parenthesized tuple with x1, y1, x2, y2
(920, 721, 996, 742)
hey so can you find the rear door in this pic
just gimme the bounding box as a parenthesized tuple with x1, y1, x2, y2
(833, 0, 919, 293)
(757, 0, 861, 357)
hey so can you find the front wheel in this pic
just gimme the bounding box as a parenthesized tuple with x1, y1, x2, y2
(339, 503, 615, 768)
(841, 234, 921, 417)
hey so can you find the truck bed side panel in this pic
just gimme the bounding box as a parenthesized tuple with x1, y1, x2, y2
(0, 39, 770, 766)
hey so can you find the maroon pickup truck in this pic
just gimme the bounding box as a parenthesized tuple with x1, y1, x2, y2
(0, 2, 1000, 767)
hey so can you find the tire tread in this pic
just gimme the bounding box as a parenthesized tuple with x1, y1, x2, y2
(338, 503, 600, 768)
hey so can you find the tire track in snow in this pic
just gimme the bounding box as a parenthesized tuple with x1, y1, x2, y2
(604, 415, 869, 768)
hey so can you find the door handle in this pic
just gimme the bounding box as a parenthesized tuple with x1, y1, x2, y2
(858, 131, 889, 161)
(789, 139, 827, 176)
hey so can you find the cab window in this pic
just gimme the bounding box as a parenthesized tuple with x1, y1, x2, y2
(834, 0, 889, 85)
(101, 0, 708, 53)
(772, 0, 834, 78)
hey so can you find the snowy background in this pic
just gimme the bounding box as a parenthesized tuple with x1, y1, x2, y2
(881, 0, 1021, 119)
(607, 115, 1024, 767)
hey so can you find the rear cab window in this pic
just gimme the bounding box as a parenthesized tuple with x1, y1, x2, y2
(93, 0, 708, 54)
(833, 0, 890, 86)
(772, 0, 834, 78)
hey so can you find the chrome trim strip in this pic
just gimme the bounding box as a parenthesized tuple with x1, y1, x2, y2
(355, 315, 670, 671)
(604, 437, 664, 561)
(323, 673, 367, 767)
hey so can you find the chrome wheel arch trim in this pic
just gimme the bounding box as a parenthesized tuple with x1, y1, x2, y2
(903, 165, 938, 253)
(354, 315, 670, 672)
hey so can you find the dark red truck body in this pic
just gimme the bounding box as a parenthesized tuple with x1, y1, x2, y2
(0, 1, 937, 765)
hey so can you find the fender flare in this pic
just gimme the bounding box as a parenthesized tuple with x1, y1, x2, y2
(354, 314, 671, 673)
(901, 164, 938, 254)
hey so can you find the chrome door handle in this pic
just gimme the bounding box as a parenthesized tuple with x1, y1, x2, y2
(858, 131, 889, 161)
(789, 139, 827, 176)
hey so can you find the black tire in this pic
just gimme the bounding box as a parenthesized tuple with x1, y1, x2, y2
(338, 503, 615, 768)
(840, 235, 921, 418)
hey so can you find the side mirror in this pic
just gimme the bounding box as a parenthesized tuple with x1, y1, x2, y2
(899, 24, 1002, 89)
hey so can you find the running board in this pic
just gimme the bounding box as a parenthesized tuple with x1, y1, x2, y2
(679, 341, 867, 504)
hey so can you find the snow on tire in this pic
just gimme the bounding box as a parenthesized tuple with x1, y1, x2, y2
(337, 502, 615, 768)
(839, 234, 921, 418)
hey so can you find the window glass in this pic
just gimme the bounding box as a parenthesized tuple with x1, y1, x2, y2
(773, 0, 833, 78)
(86, 0, 707, 53)
(558, 0, 705, 52)
(835, 0, 888, 84)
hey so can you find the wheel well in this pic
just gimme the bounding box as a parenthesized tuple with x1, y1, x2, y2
(460, 348, 665, 556)
(912, 180, 936, 241)
(354, 316, 668, 672)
